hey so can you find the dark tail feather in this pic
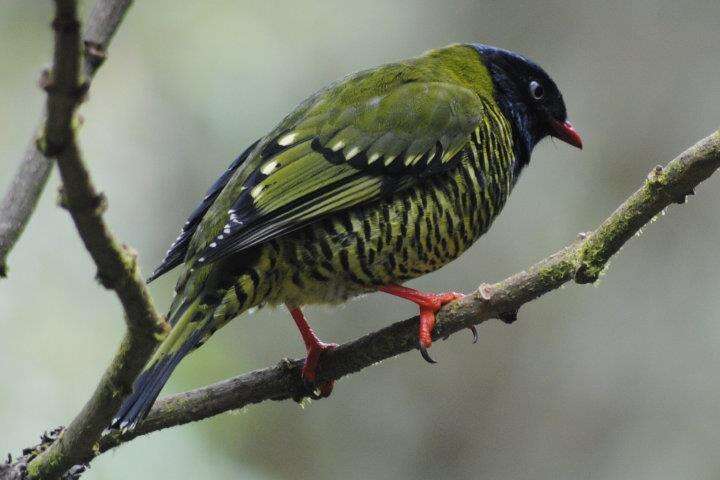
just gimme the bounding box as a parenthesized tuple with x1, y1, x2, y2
(110, 330, 203, 431)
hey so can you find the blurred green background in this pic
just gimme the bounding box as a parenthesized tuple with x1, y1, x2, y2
(2, 1, 720, 479)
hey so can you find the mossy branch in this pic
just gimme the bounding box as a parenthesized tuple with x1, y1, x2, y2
(2, 2, 719, 479)
(0, 0, 133, 278)
(95, 129, 719, 456)
(1, 2, 168, 479)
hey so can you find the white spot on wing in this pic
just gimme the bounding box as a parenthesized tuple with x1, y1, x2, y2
(260, 160, 278, 175)
(368, 153, 381, 164)
(251, 184, 264, 198)
(331, 140, 345, 152)
(384, 155, 396, 166)
(345, 146, 360, 160)
(277, 132, 297, 146)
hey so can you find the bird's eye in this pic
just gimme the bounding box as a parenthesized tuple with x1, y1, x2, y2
(529, 80, 544, 100)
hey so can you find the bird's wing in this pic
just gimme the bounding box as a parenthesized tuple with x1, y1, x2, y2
(147, 140, 259, 282)
(189, 77, 487, 267)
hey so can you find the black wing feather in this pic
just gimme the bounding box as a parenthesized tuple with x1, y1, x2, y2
(146, 140, 259, 282)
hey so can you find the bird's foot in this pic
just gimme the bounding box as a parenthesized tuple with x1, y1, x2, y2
(302, 341, 338, 398)
(379, 285, 465, 363)
(287, 305, 337, 399)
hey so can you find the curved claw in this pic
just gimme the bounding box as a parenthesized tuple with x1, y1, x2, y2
(305, 380, 334, 400)
(468, 325, 478, 344)
(419, 345, 437, 364)
(304, 379, 323, 400)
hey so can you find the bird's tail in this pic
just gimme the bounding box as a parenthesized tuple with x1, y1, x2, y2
(110, 296, 213, 431)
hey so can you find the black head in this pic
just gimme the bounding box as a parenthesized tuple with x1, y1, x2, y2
(470, 44, 582, 162)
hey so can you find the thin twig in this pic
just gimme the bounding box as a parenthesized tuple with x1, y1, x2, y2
(2, 2, 169, 479)
(2, 3, 719, 479)
(0, 0, 133, 278)
(97, 130, 720, 457)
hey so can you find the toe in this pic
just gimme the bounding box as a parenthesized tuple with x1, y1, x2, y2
(419, 345, 437, 364)
(437, 291, 465, 306)
(317, 380, 334, 398)
(301, 343, 337, 393)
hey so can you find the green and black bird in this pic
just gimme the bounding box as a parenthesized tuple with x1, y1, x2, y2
(111, 43, 582, 430)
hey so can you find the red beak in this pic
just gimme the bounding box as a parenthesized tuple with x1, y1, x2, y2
(549, 119, 583, 149)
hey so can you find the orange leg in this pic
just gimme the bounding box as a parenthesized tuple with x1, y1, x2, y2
(379, 284, 469, 363)
(287, 305, 337, 398)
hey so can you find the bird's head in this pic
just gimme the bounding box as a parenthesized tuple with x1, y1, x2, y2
(471, 44, 582, 156)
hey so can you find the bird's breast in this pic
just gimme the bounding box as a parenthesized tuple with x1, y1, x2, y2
(233, 105, 518, 308)
(263, 143, 515, 307)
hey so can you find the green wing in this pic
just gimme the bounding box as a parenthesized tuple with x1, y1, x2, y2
(190, 72, 487, 266)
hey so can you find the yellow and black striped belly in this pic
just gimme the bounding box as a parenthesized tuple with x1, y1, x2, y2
(266, 121, 516, 306)
(209, 104, 517, 318)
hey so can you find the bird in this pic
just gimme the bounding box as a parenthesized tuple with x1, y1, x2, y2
(111, 43, 582, 430)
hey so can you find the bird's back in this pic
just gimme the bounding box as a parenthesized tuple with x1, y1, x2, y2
(171, 45, 516, 311)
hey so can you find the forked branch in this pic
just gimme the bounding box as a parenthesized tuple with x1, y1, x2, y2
(1, 1, 719, 479)
(7, 128, 718, 479)
(0, 0, 133, 277)
(96, 128, 720, 452)
(1, 2, 168, 479)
